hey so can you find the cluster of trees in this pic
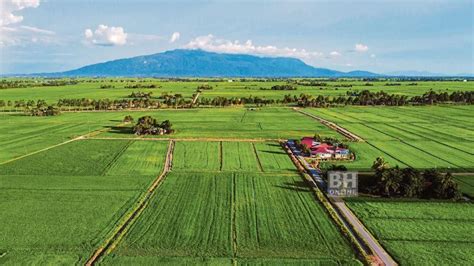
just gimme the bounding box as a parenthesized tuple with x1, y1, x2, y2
(124, 84, 157, 89)
(369, 157, 460, 199)
(196, 84, 213, 91)
(289, 90, 473, 107)
(384, 83, 402, 86)
(198, 96, 275, 107)
(260, 85, 297, 90)
(133, 116, 173, 135)
(29, 105, 60, 116)
(99, 85, 115, 89)
(123, 115, 134, 123)
(128, 91, 153, 98)
(0, 79, 78, 89)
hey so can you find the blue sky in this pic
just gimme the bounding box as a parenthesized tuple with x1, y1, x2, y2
(1, 0, 472, 75)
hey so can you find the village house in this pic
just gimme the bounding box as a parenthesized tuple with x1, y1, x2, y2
(301, 137, 350, 160)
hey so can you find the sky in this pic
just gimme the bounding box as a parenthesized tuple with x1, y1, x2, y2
(0, 0, 473, 75)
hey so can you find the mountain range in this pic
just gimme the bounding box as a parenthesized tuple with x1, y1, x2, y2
(42, 49, 379, 78)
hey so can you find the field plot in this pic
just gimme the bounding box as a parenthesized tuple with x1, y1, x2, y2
(304, 105, 474, 171)
(106, 141, 358, 264)
(235, 172, 356, 262)
(253, 142, 297, 172)
(221, 142, 261, 171)
(95, 108, 340, 140)
(172, 141, 221, 171)
(109, 172, 233, 259)
(0, 139, 168, 264)
(0, 139, 131, 175)
(0, 113, 115, 163)
(346, 198, 474, 265)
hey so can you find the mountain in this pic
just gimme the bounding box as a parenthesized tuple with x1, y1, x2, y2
(44, 49, 379, 78)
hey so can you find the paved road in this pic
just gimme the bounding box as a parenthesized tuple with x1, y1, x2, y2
(331, 199, 397, 266)
(285, 141, 397, 266)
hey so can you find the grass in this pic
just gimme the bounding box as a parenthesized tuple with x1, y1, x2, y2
(346, 198, 474, 265)
(455, 175, 474, 198)
(1, 79, 473, 102)
(0, 139, 132, 176)
(222, 142, 261, 171)
(304, 105, 474, 172)
(0, 139, 168, 264)
(106, 141, 359, 264)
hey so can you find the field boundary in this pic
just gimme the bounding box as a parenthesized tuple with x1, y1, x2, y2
(86, 136, 281, 142)
(293, 108, 364, 142)
(85, 140, 175, 266)
(252, 143, 264, 172)
(0, 123, 120, 165)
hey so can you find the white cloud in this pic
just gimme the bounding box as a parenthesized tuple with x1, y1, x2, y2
(185, 34, 323, 59)
(0, 24, 55, 47)
(330, 51, 341, 56)
(170, 32, 180, 43)
(84, 24, 128, 46)
(370, 53, 376, 58)
(20, 25, 54, 35)
(0, 0, 40, 26)
(355, 43, 368, 52)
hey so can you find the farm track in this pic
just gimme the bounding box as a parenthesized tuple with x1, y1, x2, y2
(252, 143, 264, 172)
(86, 136, 281, 142)
(293, 108, 364, 141)
(85, 140, 175, 266)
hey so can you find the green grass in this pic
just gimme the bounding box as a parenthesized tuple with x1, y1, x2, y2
(455, 175, 474, 198)
(222, 142, 261, 171)
(0, 139, 168, 264)
(346, 198, 474, 265)
(107, 141, 358, 264)
(305, 105, 474, 171)
(173, 141, 221, 171)
(0, 139, 132, 176)
(106, 140, 169, 176)
(1, 79, 473, 102)
(254, 142, 297, 172)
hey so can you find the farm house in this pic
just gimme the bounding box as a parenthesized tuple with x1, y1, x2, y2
(301, 137, 351, 160)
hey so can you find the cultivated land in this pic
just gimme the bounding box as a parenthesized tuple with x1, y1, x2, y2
(0, 140, 169, 264)
(346, 198, 474, 265)
(104, 141, 359, 264)
(1, 79, 473, 265)
(2, 79, 474, 103)
(308, 105, 474, 172)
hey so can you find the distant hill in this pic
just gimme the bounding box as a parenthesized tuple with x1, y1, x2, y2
(42, 49, 379, 78)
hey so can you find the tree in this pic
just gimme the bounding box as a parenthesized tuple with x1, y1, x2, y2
(133, 116, 173, 135)
(123, 115, 134, 123)
(379, 167, 403, 197)
(400, 168, 424, 197)
(372, 157, 390, 178)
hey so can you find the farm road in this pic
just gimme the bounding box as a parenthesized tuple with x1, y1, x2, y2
(293, 108, 364, 141)
(85, 140, 175, 266)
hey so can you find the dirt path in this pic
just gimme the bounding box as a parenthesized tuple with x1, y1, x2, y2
(87, 136, 282, 142)
(293, 108, 364, 142)
(85, 140, 175, 266)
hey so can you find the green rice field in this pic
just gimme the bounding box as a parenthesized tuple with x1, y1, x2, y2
(105, 141, 359, 264)
(0, 140, 169, 264)
(309, 105, 474, 171)
(346, 198, 474, 265)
